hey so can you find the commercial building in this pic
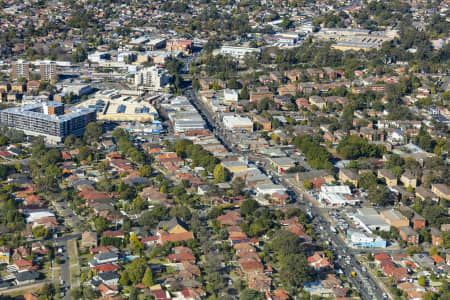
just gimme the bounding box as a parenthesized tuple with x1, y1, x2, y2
(135, 66, 171, 89)
(319, 185, 359, 207)
(380, 209, 409, 228)
(166, 39, 193, 54)
(348, 230, 387, 248)
(222, 160, 248, 174)
(314, 28, 398, 51)
(172, 112, 206, 133)
(88, 52, 111, 63)
(11, 59, 30, 80)
(223, 89, 239, 104)
(222, 115, 253, 132)
(269, 157, 296, 173)
(220, 46, 261, 59)
(40, 60, 58, 81)
(349, 209, 390, 233)
(0, 101, 96, 143)
(255, 183, 287, 196)
(161, 96, 206, 133)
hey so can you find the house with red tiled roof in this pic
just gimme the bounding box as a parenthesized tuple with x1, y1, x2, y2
(217, 210, 243, 226)
(25, 195, 43, 206)
(228, 231, 249, 244)
(248, 273, 271, 293)
(373, 252, 391, 264)
(307, 251, 332, 272)
(397, 282, 422, 293)
(96, 283, 118, 297)
(12, 246, 29, 260)
(102, 230, 125, 239)
(240, 260, 264, 275)
(155, 152, 183, 166)
(89, 245, 118, 255)
(431, 254, 445, 264)
(181, 261, 201, 277)
(280, 216, 299, 227)
(285, 224, 311, 241)
(31, 243, 48, 256)
(152, 288, 172, 300)
(381, 263, 410, 282)
(91, 263, 120, 273)
(61, 151, 72, 160)
(176, 288, 206, 300)
(167, 251, 196, 263)
(78, 189, 112, 202)
(408, 291, 425, 300)
(141, 236, 158, 247)
(33, 216, 58, 229)
(270, 289, 290, 300)
(233, 243, 255, 254)
(403, 260, 418, 269)
(158, 231, 194, 245)
(13, 259, 33, 271)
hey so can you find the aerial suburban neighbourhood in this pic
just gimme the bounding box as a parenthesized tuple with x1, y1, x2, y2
(0, 0, 447, 300)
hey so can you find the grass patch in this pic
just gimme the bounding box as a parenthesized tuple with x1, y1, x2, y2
(70, 265, 79, 285)
(68, 239, 78, 265)
(2, 285, 43, 297)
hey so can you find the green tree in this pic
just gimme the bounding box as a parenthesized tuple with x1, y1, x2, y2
(142, 267, 153, 287)
(418, 275, 426, 286)
(240, 288, 265, 300)
(368, 185, 390, 206)
(83, 122, 103, 144)
(139, 165, 152, 177)
(407, 245, 421, 256)
(119, 270, 130, 286)
(32, 225, 49, 238)
(213, 164, 227, 183)
(130, 233, 144, 252)
(240, 199, 260, 217)
(129, 286, 138, 300)
(303, 180, 313, 190)
(94, 216, 109, 234)
(127, 257, 147, 284)
(358, 172, 377, 190)
(231, 177, 245, 196)
(240, 86, 249, 100)
(280, 254, 315, 289)
(429, 247, 438, 256)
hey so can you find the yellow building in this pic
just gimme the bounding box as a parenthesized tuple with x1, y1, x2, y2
(269, 157, 296, 173)
(222, 160, 248, 174)
(339, 169, 358, 187)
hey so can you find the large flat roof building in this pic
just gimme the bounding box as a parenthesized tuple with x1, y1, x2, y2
(0, 102, 96, 143)
(220, 46, 261, 59)
(222, 115, 253, 132)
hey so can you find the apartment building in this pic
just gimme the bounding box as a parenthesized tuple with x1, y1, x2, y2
(40, 60, 58, 81)
(0, 102, 96, 143)
(135, 66, 171, 89)
(11, 59, 30, 80)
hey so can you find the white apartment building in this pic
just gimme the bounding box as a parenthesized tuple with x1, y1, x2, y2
(220, 46, 261, 59)
(135, 66, 171, 89)
(40, 60, 58, 81)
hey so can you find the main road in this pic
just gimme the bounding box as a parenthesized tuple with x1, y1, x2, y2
(184, 88, 388, 300)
